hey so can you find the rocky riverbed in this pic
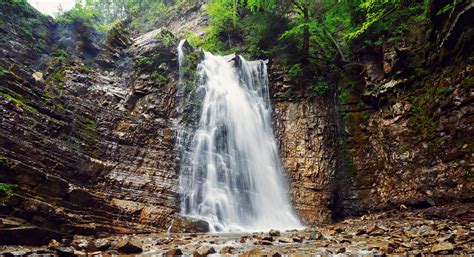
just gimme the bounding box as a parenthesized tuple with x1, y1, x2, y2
(1, 204, 472, 256)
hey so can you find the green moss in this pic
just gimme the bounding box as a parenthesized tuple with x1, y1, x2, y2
(0, 155, 15, 169)
(82, 117, 96, 131)
(287, 64, 302, 79)
(0, 183, 15, 203)
(41, 91, 56, 101)
(0, 91, 37, 113)
(151, 71, 168, 85)
(156, 30, 175, 46)
(0, 67, 10, 77)
(1, 85, 64, 124)
(184, 30, 204, 49)
(0, 183, 13, 194)
(311, 78, 330, 96)
(53, 71, 63, 83)
(78, 65, 93, 73)
(339, 91, 350, 101)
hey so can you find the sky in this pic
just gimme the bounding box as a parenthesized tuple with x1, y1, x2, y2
(27, 0, 77, 17)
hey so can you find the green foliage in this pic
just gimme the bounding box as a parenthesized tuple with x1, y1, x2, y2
(0, 90, 37, 113)
(0, 0, 49, 50)
(437, 1, 460, 16)
(135, 52, 162, 69)
(246, 0, 277, 11)
(0, 156, 15, 169)
(287, 64, 302, 79)
(346, 0, 400, 41)
(136, 56, 154, 66)
(156, 30, 175, 46)
(53, 72, 64, 83)
(0, 67, 10, 77)
(56, 3, 100, 27)
(339, 90, 350, 101)
(184, 30, 204, 49)
(0, 183, 14, 195)
(0, 183, 15, 203)
(201, 0, 242, 53)
(151, 71, 168, 85)
(312, 78, 330, 96)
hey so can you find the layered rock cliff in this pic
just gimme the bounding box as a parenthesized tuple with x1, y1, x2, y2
(0, 2, 184, 242)
(0, 0, 472, 244)
(267, 1, 473, 226)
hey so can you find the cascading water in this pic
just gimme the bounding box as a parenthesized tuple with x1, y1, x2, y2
(177, 40, 302, 232)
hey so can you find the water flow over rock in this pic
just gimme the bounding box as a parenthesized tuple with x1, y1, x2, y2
(176, 41, 302, 232)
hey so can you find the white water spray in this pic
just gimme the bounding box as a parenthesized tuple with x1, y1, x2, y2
(177, 41, 302, 232)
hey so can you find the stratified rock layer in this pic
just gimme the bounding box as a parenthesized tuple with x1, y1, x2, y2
(0, 4, 181, 236)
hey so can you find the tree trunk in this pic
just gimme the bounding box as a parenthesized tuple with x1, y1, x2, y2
(302, 0, 310, 63)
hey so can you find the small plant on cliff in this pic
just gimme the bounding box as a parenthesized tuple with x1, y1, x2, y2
(311, 78, 330, 96)
(0, 155, 15, 169)
(0, 183, 15, 203)
(151, 71, 168, 85)
(287, 64, 302, 79)
(0, 67, 9, 77)
(339, 90, 350, 101)
(56, 3, 100, 27)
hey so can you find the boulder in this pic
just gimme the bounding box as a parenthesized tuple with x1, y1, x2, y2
(240, 248, 264, 257)
(292, 236, 303, 243)
(269, 229, 281, 237)
(0, 225, 63, 245)
(193, 246, 216, 256)
(165, 248, 183, 256)
(168, 216, 209, 233)
(114, 239, 143, 254)
(431, 242, 454, 254)
(219, 246, 235, 254)
(50, 246, 76, 257)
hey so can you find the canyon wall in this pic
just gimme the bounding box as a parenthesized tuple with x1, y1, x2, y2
(0, 0, 472, 244)
(268, 1, 473, 225)
(0, 3, 183, 242)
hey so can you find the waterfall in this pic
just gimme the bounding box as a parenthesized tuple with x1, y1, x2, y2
(177, 42, 302, 232)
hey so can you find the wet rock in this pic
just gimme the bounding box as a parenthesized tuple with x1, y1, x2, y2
(310, 231, 320, 240)
(262, 235, 273, 241)
(240, 248, 264, 257)
(417, 225, 433, 236)
(61, 238, 73, 247)
(48, 239, 61, 248)
(32, 72, 43, 82)
(219, 246, 235, 254)
(336, 247, 346, 254)
(50, 246, 76, 257)
(292, 236, 303, 243)
(368, 225, 386, 236)
(95, 239, 111, 251)
(193, 246, 216, 256)
(0, 226, 63, 245)
(269, 229, 281, 237)
(355, 228, 367, 235)
(257, 240, 273, 245)
(165, 248, 183, 256)
(278, 237, 291, 243)
(169, 217, 209, 233)
(114, 239, 143, 254)
(431, 242, 454, 254)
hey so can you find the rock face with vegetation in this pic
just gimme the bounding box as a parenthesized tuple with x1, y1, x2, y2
(332, 0, 473, 217)
(0, 1, 183, 240)
(0, 0, 472, 251)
